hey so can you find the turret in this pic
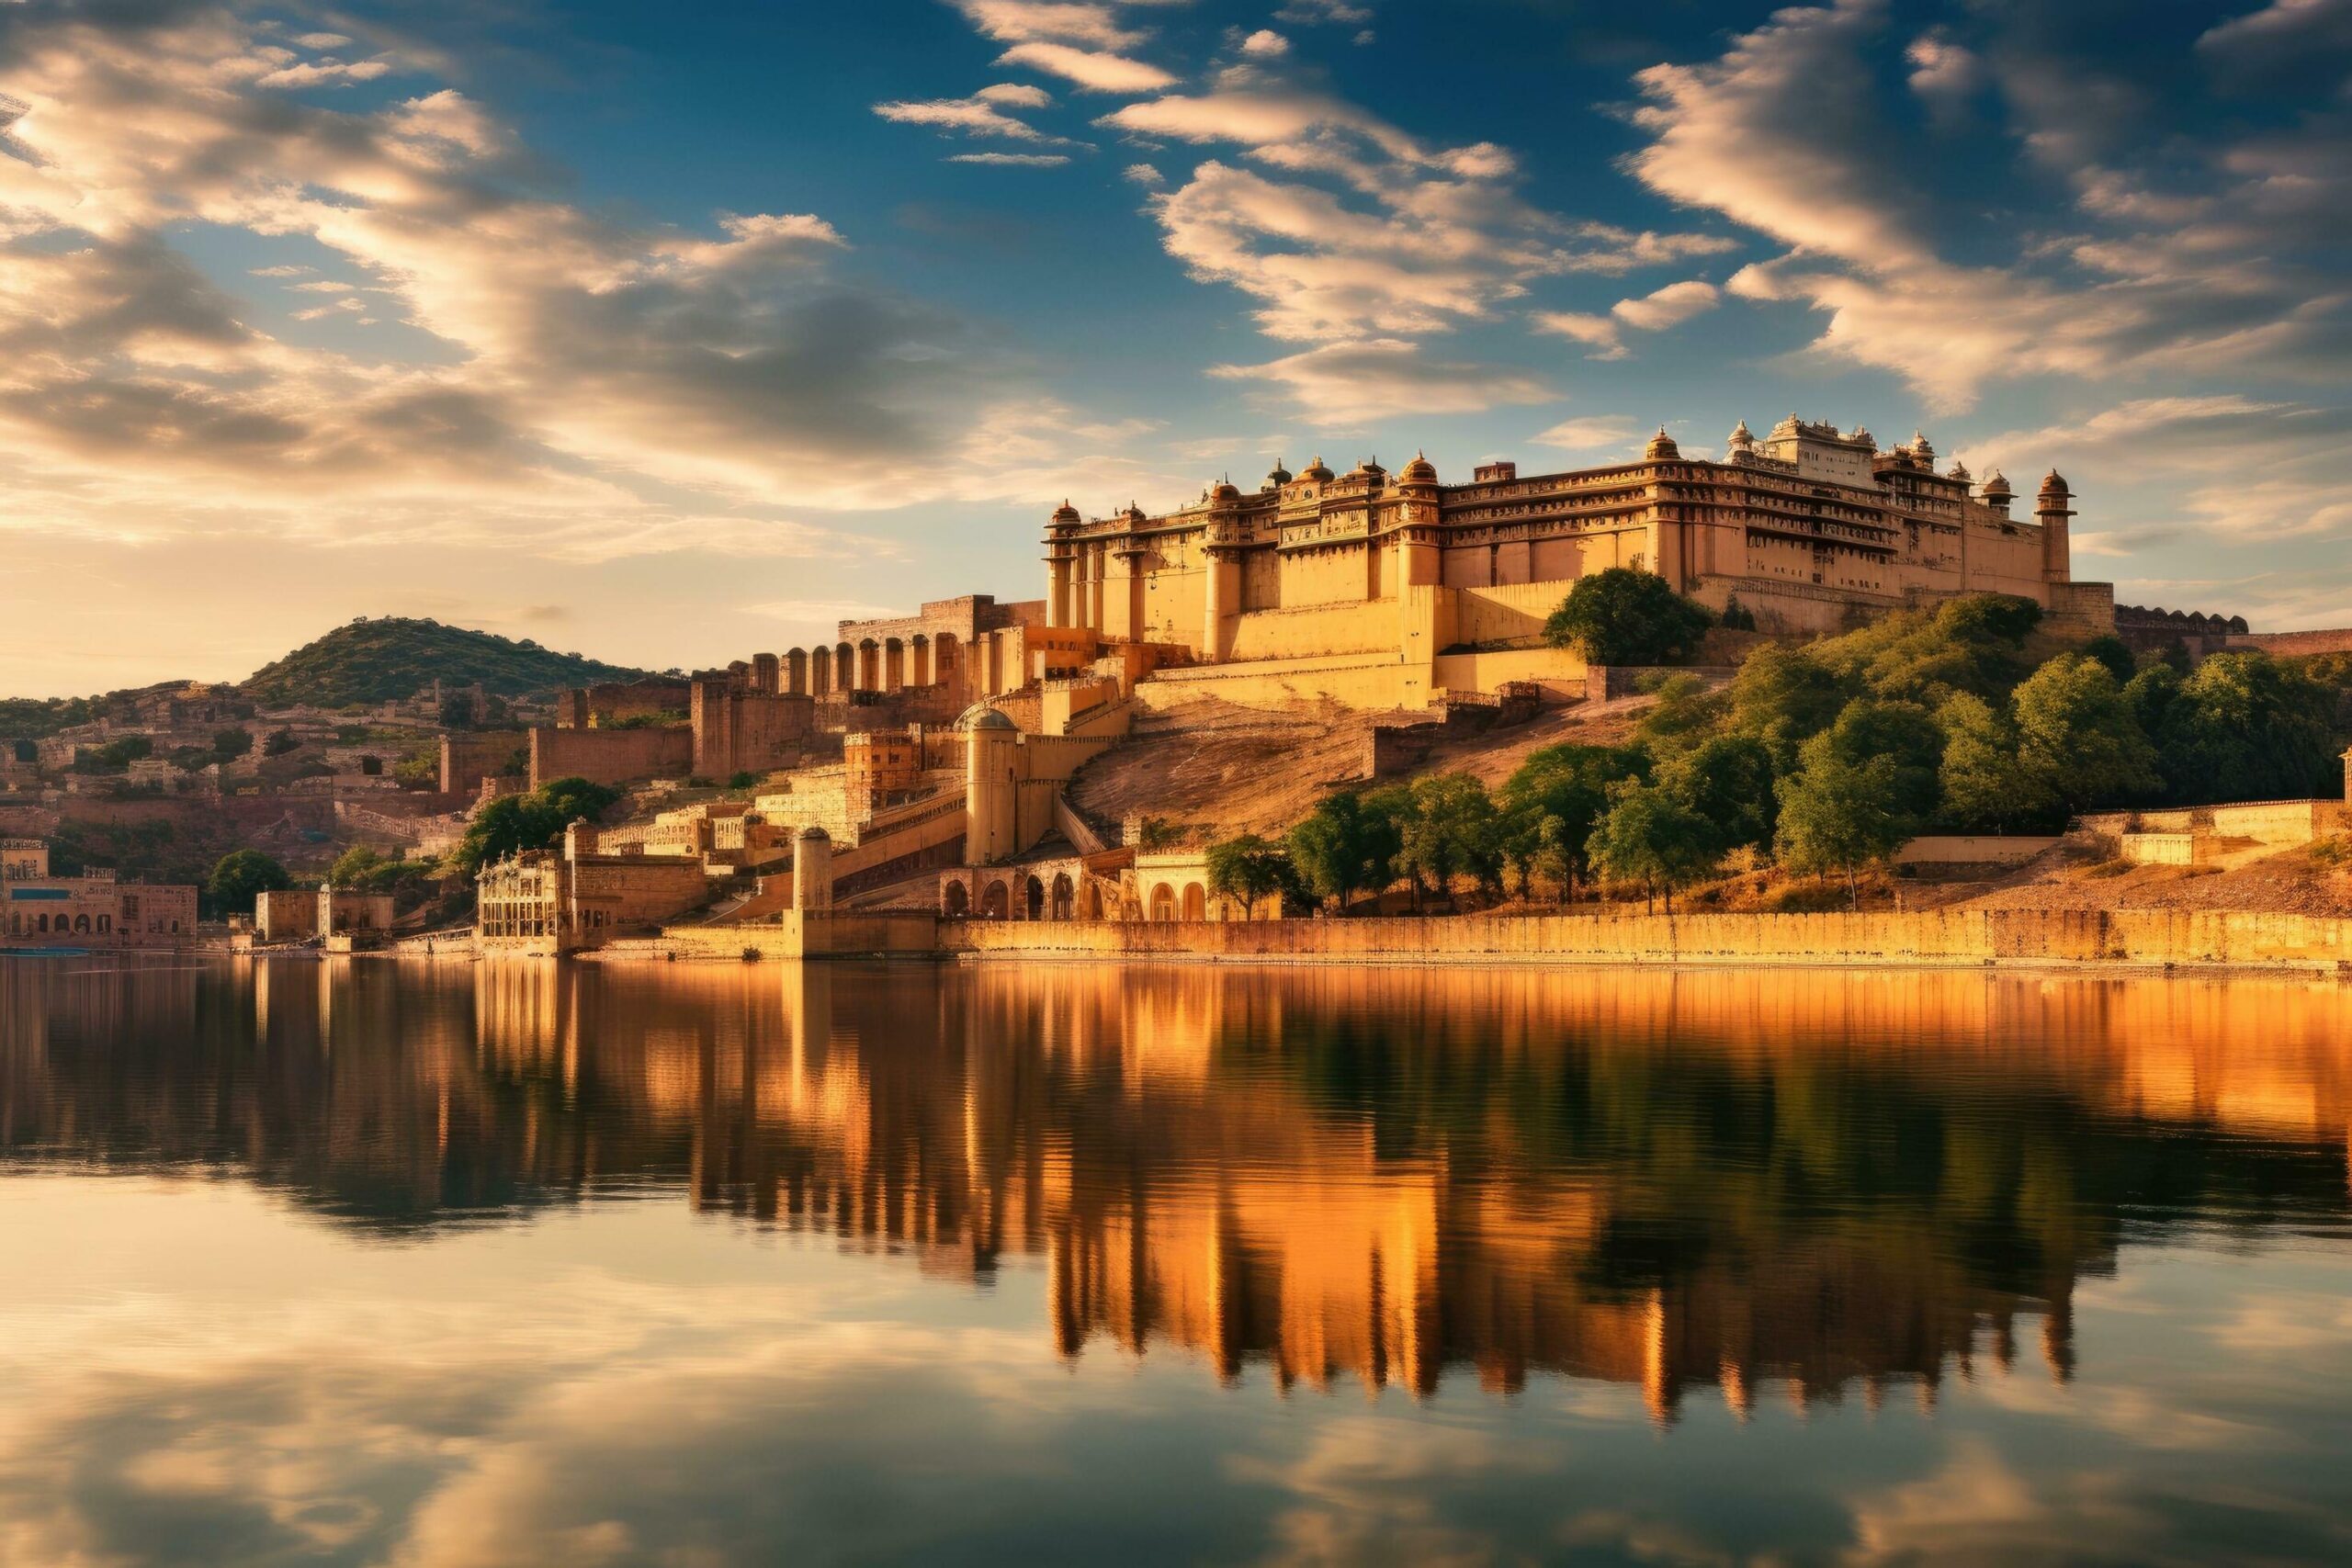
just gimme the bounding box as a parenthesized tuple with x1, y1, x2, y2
(1981, 468, 2013, 515)
(1645, 426, 1680, 460)
(962, 707, 1019, 865)
(792, 826, 832, 912)
(2036, 469, 2074, 583)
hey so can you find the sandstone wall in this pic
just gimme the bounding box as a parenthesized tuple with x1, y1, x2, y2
(440, 730, 528, 794)
(527, 726, 694, 788)
(939, 908, 2352, 973)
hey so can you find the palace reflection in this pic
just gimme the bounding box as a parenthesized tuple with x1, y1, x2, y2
(5, 958, 2349, 1420)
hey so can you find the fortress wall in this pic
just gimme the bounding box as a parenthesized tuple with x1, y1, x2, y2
(1225, 600, 1400, 661)
(528, 725, 694, 788)
(1136, 654, 1413, 714)
(1432, 649, 1584, 702)
(938, 908, 2352, 974)
(440, 730, 528, 794)
(2230, 628, 2352, 659)
(1447, 581, 1564, 648)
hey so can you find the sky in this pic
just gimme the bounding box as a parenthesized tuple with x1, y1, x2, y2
(0, 0, 2346, 697)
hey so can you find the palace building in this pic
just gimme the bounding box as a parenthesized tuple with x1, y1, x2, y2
(1033, 417, 2112, 711)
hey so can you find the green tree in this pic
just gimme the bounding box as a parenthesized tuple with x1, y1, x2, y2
(1587, 777, 1717, 913)
(1728, 643, 1850, 773)
(1362, 784, 1423, 903)
(1396, 773, 1501, 908)
(1775, 732, 1907, 907)
(2011, 654, 2159, 813)
(1660, 733, 1778, 856)
(449, 775, 621, 874)
(2150, 651, 2338, 805)
(1821, 699, 1946, 825)
(1542, 567, 1714, 667)
(1205, 834, 1302, 918)
(1632, 673, 1729, 759)
(1499, 743, 1647, 898)
(1936, 693, 2054, 832)
(211, 727, 254, 761)
(2081, 634, 2138, 685)
(208, 850, 291, 916)
(1285, 792, 1400, 913)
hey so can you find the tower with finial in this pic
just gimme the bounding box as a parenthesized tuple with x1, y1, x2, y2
(2036, 468, 2074, 583)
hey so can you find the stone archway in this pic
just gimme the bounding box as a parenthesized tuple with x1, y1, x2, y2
(1148, 884, 1175, 922)
(1182, 884, 1206, 921)
(943, 880, 970, 918)
(933, 632, 960, 698)
(1024, 875, 1046, 920)
(810, 646, 832, 696)
(980, 881, 1010, 919)
(1050, 873, 1074, 920)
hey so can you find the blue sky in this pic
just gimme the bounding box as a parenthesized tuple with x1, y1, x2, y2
(0, 0, 2346, 694)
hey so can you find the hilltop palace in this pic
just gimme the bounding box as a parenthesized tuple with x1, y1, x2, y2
(444, 413, 2285, 953)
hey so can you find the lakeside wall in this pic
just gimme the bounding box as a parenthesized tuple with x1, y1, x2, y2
(939, 908, 2352, 974)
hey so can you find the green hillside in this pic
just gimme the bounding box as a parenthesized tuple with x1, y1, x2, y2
(241, 617, 654, 707)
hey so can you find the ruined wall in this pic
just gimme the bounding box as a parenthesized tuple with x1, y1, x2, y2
(527, 726, 694, 789)
(692, 684, 817, 779)
(439, 730, 529, 794)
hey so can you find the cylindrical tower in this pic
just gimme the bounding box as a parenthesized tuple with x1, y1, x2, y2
(962, 708, 1018, 866)
(2036, 469, 2075, 583)
(792, 826, 832, 912)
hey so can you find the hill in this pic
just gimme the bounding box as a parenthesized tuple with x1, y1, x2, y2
(241, 618, 654, 708)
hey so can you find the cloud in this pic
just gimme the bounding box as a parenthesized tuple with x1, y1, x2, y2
(1622, 0, 2352, 411)
(955, 1, 1148, 51)
(1239, 29, 1290, 59)
(1123, 162, 1164, 186)
(1209, 338, 1552, 425)
(1905, 28, 1980, 123)
(0, 2, 1096, 563)
(1533, 279, 1717, 358)
(1532, 415, 1640, 454)
(873, 84, 1069, 143)
(995, 41, 1174, 94)
(946, 152, 1071, 166)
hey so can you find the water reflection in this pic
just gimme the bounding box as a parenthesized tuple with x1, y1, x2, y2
(6, 958, 2348, 1420)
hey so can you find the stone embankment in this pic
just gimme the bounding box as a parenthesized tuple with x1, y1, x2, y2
(940, 908, 2352, 976)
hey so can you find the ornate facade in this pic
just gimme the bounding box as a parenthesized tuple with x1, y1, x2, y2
(1039, 418, 2115, 709)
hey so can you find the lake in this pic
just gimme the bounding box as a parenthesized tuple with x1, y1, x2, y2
(4, 956, 2350, 1565)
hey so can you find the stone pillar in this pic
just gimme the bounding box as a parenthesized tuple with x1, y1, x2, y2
(1089, 544, 1107, 632)
(1047, 550, 1072, 628)
(963, 713, 1018, 865)
(792, 827, 832, 912)
(752, 652, 780, 694)
(1201, 543, 1237, 662)
(785, 649, 808, 695)
(885, 638, 904, 692)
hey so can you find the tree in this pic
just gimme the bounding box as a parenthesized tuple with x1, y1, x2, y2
(449, 775, 621, 874)
(208, 850, 291, 916)
(211, 727, 254, 761)
(1362, 784, 1423, 904)
(1285, 792, 1400, 913)
(1775, 732, 1907, 907)
(1205, 834, 1302, 918)
(2011, 654, 2159, 813)
(263, 728, 301, 757)
(1728, 643, 1850, 773)
(1396, 773, 1502, 908)
(2081, 634, 2137, 685)
(1820, 699, 1945, 825)
(1542, 567, 1714, 667)
(393, 746, 439, 787)
(2150, 651, 2338, 805)
(1632, 673, 1728, 759)
(1936, 693, 2054, 832)
(1659, 733, 1778, 856)
(729, 771, 757, 791)
(1586, 778, 1717, 913)
(1499, 743, 1647, 899)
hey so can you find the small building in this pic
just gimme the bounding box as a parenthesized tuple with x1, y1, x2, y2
(476, 821, 713, 954)
(1, 839, 196, 947)
(254, 888, 399, 945)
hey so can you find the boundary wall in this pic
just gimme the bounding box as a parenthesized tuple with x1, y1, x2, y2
(938, 909, 2352, 973)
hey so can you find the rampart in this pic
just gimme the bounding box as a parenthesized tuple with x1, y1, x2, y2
(936, 909, 2352, 974)
(528, 725, 694, 788)
(440, 730, 529, 794)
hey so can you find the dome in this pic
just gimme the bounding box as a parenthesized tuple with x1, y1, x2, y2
(1051, 499, 1080, 525)
(1399, 449, 1437, 482)
(1300, 455, 1335, 482)
(1981, 468, 2012, 496)
(1947, 459, 1971, 481)
(1910, 429, 1934, 459)
(2039, 468, 2069, 492)
(965, 707, 1016, 733)
(1728, 419, 1754, 446)
(1210, 477, 1242, 503)
(1263, 459, 1293, 489)
(1645, 426, 1680, 460)
(797, 825, 831, 842)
